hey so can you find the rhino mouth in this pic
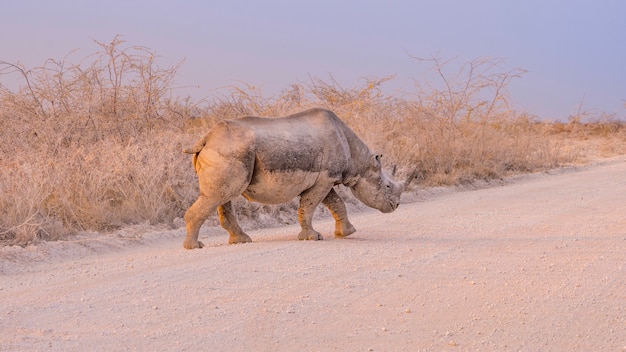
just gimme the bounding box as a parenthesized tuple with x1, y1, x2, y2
(380, 200, 399, 213)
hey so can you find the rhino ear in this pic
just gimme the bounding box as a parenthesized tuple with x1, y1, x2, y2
(370, 154, 382, 169)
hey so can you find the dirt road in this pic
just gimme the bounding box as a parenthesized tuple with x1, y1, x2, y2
(1, 159, 625, 351)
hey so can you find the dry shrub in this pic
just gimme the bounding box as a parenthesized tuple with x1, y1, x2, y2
(0, 131, 198, 245)
(0, 38, 621, 246)
(0, 163, 64, 243)
(546, 111, 626, 159)
(0, 37, 196, 245)
(42, 133, 195, 230)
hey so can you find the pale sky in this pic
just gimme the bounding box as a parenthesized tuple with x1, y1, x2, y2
(1, 0, 624, 120)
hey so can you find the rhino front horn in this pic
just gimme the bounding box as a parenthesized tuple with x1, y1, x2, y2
(404, 168, 419, 189)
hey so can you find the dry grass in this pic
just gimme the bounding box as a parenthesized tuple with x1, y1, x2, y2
(1, 38, 624, 246)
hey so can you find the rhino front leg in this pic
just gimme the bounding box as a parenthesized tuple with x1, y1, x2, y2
(297, 184, 333, 241)
(218, 201, 252, 244)
(184, 195, 218, 249)
(322, 188, 356, 238)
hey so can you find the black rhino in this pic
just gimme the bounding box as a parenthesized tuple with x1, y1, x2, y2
(182, 108, 410, 249)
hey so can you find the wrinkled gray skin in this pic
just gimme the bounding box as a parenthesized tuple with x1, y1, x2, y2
(182, 108, 406, 249)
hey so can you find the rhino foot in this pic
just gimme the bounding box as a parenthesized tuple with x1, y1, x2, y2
(335, 222, 356, 238)
(184, 240, 204, 250)
(298, 230, 323, 241)
(229, 233, 252, 244)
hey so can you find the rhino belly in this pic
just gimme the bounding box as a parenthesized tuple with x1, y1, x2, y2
(242, 170, 318, 204)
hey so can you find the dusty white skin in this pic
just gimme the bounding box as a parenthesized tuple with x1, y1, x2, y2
(182, 108, 406, 248)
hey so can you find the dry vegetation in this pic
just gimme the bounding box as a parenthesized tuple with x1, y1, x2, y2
(1, 37, 624, 246)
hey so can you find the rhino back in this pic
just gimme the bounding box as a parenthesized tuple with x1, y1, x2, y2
(239, 109, 351, 177)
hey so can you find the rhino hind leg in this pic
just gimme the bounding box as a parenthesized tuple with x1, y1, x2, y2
(218, 201, 252, 244)
(322, 188, 356, 238)
(183, 158, 253, 248)
(183, 195, 219, 249)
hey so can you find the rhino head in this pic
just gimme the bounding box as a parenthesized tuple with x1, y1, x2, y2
(349, 154, 406, 213)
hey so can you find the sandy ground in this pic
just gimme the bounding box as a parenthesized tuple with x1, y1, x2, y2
(1, 158, 625, 351)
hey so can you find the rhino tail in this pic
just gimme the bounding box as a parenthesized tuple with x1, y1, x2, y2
(183, 135, 209, 173)
(182, 137, 207, 154)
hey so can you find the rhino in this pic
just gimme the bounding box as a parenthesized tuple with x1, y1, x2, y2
(182, 108, 411, 249)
